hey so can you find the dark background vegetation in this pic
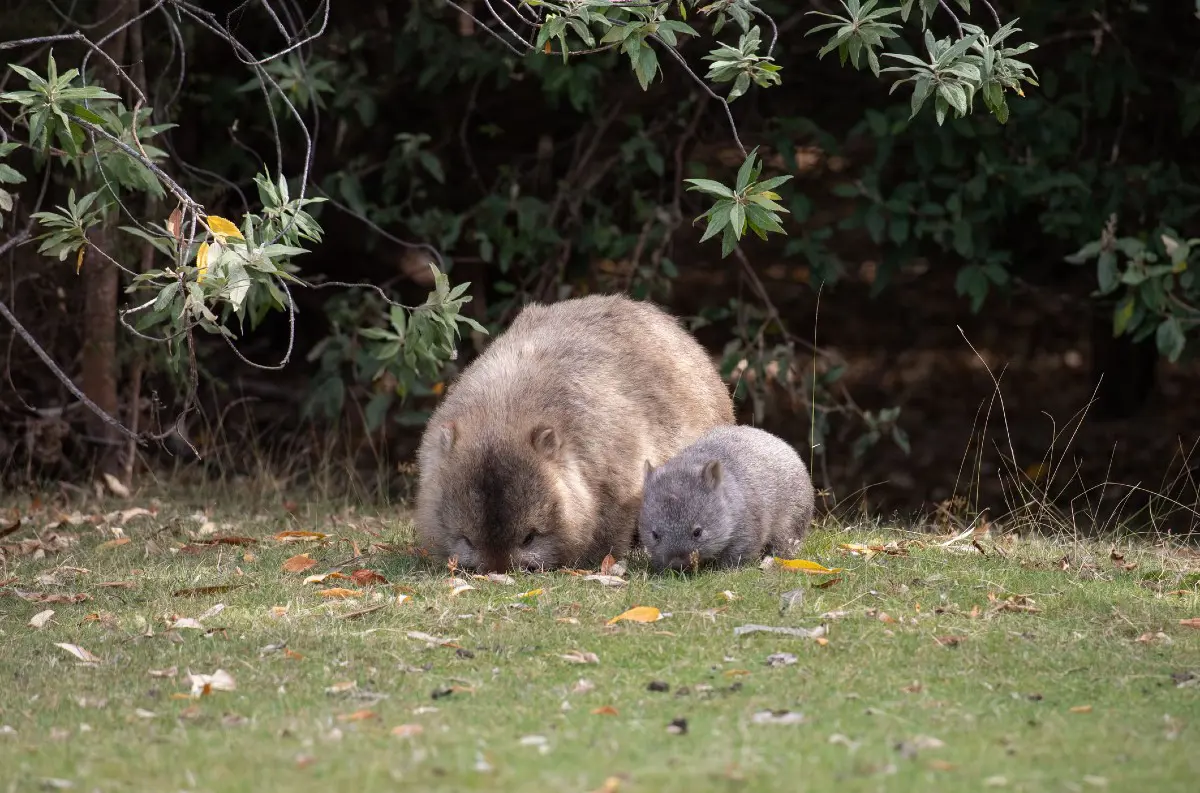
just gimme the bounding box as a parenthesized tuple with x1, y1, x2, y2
(1, 1, 1198, 535)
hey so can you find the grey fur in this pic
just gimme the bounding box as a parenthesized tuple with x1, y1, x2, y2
(638, 425, 815, 572)
(414, 293, 735, 573)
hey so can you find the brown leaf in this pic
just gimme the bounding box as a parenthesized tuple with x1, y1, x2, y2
(336, 709, 379, 723)
(391, 724, 424, 738)
(15, 591, 89, 604)
(273, 530, 329, 543)
(98, 537, 131, 550)
(282, 553, 317, 573)
(591, 705, 619, 716)
(96, 581, 135, 589)
(318, 587, 361, 599)
(284, 648, 305, 660)
(1069, 705, 1093, 714)
(813, 576, 842, 589)
(172, 585, 243, 597)
(599, 554, 616, 575)
(349, 569, 388, 586)
(203, 536, 258, 546)
(1179, 618, 1200, 629)
(934, 635, 964, 647)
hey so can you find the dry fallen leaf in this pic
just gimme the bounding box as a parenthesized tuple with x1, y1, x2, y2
(349, 569, 388, 586)
(96, 581, 134, 589)
(336, 709, 379, 723)
(582, 574, 627, 588)
(54, 643, 101, 663)
(406, 631, 459, 648)
(273, 530, 329, 543)
(98, 537, 131, 550)
(750, 709, 805, 725)
(934, 635, 964, 647)
(304, 572, 349, 585)
(282, 553, 317, 573)
(1179, 618, 1200, 629)
(732, 623, 826, 639)
(318, 588, 361, 599)
(599, 554, 616, 575)
(591, 705, 619, 716)
(560, 650, 600, 664)
(28, 609, 54, 629)
(392, 724, 424, 738)
(515, 588, 544, 599)
(607, 606, 662, 625)
(187, 669, 236, 696)
(168, 617, 205, 630)
(773, 558, 844, 575)
(148, 667, 177, 678)
(1069, 705, 1093, 714)
(101, 473, 130, 498)
(339, 604, 386, 620)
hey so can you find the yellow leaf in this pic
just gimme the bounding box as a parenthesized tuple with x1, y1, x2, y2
(75, 245, 85, 274)
(774, 558, 844, 574)
(204, 214, 244, 241)
(196, 241, 209, 282)
(606, 605, 662, 625)
(318, 587, 360, 599)
(516, 588, 544, 598)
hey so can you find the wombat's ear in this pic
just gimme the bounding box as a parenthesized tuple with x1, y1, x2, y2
(530, 425, 560, 459)
(701, 459, 723, 490)
(643, 459, 654, 480)
(436, 422, 457, 455)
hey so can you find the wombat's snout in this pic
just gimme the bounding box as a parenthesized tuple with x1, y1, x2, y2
(651, 552, 698, 574)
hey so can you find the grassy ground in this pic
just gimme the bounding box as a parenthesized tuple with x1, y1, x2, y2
(2, 492, 1199, 793)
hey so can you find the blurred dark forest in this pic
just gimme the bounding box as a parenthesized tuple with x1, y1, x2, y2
(1, 0, 1199, 535)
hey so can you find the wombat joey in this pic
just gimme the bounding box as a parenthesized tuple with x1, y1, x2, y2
(415, 293, 734, 573)
(639, 425, 814, 573)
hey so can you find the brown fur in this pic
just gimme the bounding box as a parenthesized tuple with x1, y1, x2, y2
(414, 293, 734, 572)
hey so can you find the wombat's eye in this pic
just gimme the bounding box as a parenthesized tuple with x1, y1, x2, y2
(692, 526, 703, 539)
(521, 531, 536, 547)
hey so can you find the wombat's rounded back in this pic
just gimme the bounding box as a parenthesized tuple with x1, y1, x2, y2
(685, 425, 816, 546)
(415, 293, 735, 563)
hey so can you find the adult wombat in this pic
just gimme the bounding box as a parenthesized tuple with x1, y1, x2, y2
(638, 425, 814, 572)
(414, 293, 734, 573)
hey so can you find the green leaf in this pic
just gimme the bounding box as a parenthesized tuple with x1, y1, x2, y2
(683, 179, 735, 199)
(735, 148, 760, 193)
(1155, 316, 1186, 362)
(1096, 251, 1118, 294)
(730, 202, 746, 238)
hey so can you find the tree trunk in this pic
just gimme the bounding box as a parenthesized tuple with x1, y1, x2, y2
(81, 0, 135, 476)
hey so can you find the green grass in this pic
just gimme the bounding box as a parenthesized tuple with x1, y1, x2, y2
(2, 495, 1199, 793)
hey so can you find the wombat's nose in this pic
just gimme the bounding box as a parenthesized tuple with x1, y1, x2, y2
(652, 555, 692, 574)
